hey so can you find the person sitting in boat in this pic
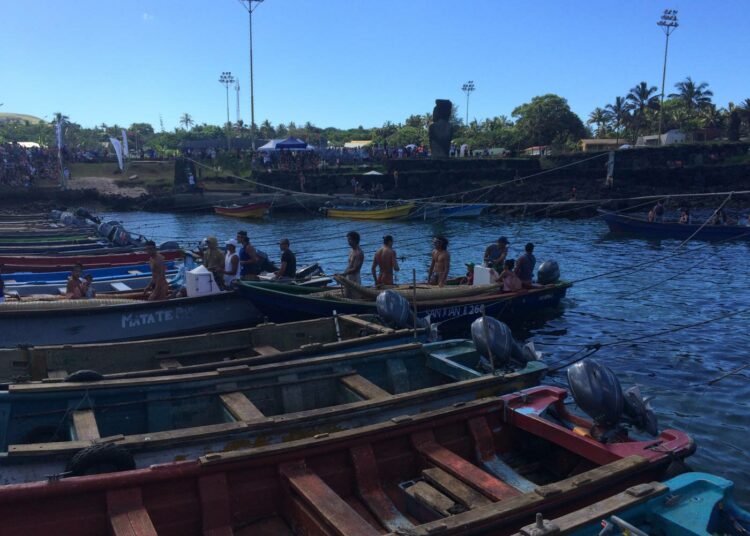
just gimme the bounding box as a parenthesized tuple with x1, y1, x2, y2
(514, 243, 536, 289)
(143, 241, 170, 301)
(237, 231, 261, 281)
(428, 236, 450, 287)
(483, 236, 509, 271)
(493, 259, 523, 292)
(338, 231, 364, 297)
(652, 200, 665, 222)
(716, 208, 735, 226)
(371, 235, 400, 286)
(274, 238, 297, 282)
(65, 263, 86, 299)
(224, 240, 240, 287)
(83, 274, 96, 298)
(195, 236, 226, 289)
(678, 207, 691, 224)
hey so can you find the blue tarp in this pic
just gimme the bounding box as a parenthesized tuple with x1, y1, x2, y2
(258, 136, 308, 151)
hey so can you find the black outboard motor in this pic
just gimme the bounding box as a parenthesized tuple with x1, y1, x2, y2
(470, 316, 540, 369)
(537, 260, 560, 285)
(567, 359, 658, 439)
(75, 207, 100, 224)
(296, 263, 323, 280)
(376, 290, 429, 329)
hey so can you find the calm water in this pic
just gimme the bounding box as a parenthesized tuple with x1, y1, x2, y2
(105, 210, 750, 502)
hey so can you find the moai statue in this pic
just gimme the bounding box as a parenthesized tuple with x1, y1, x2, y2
(428, 99, 453, 159)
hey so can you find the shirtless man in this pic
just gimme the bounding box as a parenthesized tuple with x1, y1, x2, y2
(339, 231, 364, 297)
(428, 236, 450, 287)
(65, 263, 85, 299)
(143, 241, 170, 301)
(371, 235, 400, 286)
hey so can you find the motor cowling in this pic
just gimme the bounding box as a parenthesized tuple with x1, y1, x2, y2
(376, 290, 412, 329)
(537, 260, 560, 285)
(470, 316, 539, 367)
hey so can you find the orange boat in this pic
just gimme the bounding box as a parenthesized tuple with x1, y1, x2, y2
(213, 202, 271, 219)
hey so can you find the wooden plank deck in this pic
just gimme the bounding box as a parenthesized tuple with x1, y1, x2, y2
(340, 374, 390, 400)
(219, 391, 265, 422)
(72, 409, 100, 441)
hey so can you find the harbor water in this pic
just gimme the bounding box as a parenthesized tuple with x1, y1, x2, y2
(104, 210, 750, 503)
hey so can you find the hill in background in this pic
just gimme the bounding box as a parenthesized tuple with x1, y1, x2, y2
(0, 112, 44, 125)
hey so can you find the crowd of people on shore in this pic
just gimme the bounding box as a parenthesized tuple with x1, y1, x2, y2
(0, 142, 59, 186)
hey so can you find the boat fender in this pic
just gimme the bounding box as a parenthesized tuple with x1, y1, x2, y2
(537, 260, 560, 285)
(470, 317, 525, 368)
(64, 370, 104, 382)
(65, 443, 135, 477)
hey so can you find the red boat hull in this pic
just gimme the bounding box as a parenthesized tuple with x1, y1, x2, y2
(0, 250, 184, 273)
(0, 387, 693, 536)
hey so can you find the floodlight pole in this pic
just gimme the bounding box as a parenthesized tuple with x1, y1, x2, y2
(239, 0, 264, 152)
(657, 9, 678, 145)
(461, 81, 475, 128)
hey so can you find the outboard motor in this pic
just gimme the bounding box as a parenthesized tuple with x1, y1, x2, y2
(111, 227, 132, 247)
(537, 260, 560, 285)
(296, 263, 323, 280)
(376, 290, 429, 329)
(75, 207, 100, 224)
(49, 210, 62, 222)
(470, 316, 540, 369)
(567, 359, 657, 439)
(158, 241, 180, 251)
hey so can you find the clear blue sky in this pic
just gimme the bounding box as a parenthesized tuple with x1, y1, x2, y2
(2, 0, 748, 130)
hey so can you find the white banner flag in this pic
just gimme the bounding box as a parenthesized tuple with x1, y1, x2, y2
(110, 137, 124, 171)
(55, 121, 63, 148)
(121, 129, 129, 158)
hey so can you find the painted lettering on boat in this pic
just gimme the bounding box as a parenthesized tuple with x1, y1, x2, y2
(121, 306, 194, 329)
(424, 304, 485, 320)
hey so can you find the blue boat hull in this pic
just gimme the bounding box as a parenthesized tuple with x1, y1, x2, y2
(3, 262, 177, 285)
(599, 209, 750, 241)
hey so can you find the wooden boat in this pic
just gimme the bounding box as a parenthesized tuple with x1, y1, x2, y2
(237, 280, 570, 328)
(0, 386, 694, 535)
(213, 202, 271, 219)
(413, 203, 491, 219)
(4, 270, 180, 298)
(322, 202, 415, 220)
(0, 340, 546, 484)
(0, 249, 184, 273)
(0, 290, 261, 347)
(0, 241, 116, 255)
(514, 472, 750, 535)
(2, 262, 177, 285)
(0, 234, 98, 244)
(332, 275, 504, 300)
(0, 314, 427, 380)
(599, 209, 750, 241)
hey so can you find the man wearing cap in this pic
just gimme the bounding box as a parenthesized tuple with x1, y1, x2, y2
(199, 236, 226, 289)
(484, 237, 509, 271)
(224, 240, 240, 287)
(371, 235, 400, 286)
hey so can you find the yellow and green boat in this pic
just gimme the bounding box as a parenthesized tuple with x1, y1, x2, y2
(322, 202, 414, 220)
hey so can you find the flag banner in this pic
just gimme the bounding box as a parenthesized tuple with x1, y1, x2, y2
(122, 129, 129, 158)
(110, 137, 124, 170)
(55, 122, 63, 148)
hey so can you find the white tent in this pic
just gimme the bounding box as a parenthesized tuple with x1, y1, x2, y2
(362, 170, 384, 176)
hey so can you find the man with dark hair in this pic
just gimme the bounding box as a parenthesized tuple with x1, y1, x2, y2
(371, 235, 400, 286)
(275, 238, 297, 281)
(143, 240, 170, 300)
(236, 230, 261, 280)
(514, 242, 536, 288)
(484, 236, 509, 271)
(340, 231, 364, 297)
(428, 236, 450, 287)
(65, 263, 85, 299)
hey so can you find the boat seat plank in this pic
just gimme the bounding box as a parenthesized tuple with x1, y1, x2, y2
(411, 431, 519, 502)
(512, 482, 668, 535)
(350, 444, 413, 532)
(338, 314, 394, 334)
(280, 461, 380, 536)
(340, 374, 390, 400)
(72, 409, 100, 441)
(422, 468, 493, 509)
(47, 369, 68, 380)
(158, 359, 182, 370)
(404, 481, 458, 517)
(254, 345, 281, 356)
(220, 392, 265, 422)
(111, 282, 133, 292)
(107, 487, 158, 536)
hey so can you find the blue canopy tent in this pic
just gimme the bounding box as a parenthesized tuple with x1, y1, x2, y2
(258, 137, 310, 151)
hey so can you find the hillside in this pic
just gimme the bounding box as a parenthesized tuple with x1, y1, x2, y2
(0, 112, 44, 124)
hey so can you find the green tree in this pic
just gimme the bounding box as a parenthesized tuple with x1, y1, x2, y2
(587, 107, 609, 138)
(605, 97, 631, 144)
(511, 94, 586, 149)
(626, 82, 659, 138)
(179, 113, 194, 130)
(669, 77, 713, 130)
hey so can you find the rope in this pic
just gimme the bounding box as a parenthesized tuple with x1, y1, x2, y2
(675, 192, 733, 249)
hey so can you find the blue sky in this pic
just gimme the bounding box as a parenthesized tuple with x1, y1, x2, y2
(2, 0, 748, 130)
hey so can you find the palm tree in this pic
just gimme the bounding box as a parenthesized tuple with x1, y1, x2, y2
(53, 112, 70, 125)
(605, 97, 631, 144)
(698, 104, 725, 129)
(587, 107, 609, 138)
(670, 77, 714, 116)
(179, 113, 194, 130)
(626, 82, 659, 138)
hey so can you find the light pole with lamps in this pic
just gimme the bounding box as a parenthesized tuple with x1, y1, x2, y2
(461, 81, 475, 128)
(238, 0, 264, 151)
(657, 9, 678, 145)
(219, 71, 235, 150)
